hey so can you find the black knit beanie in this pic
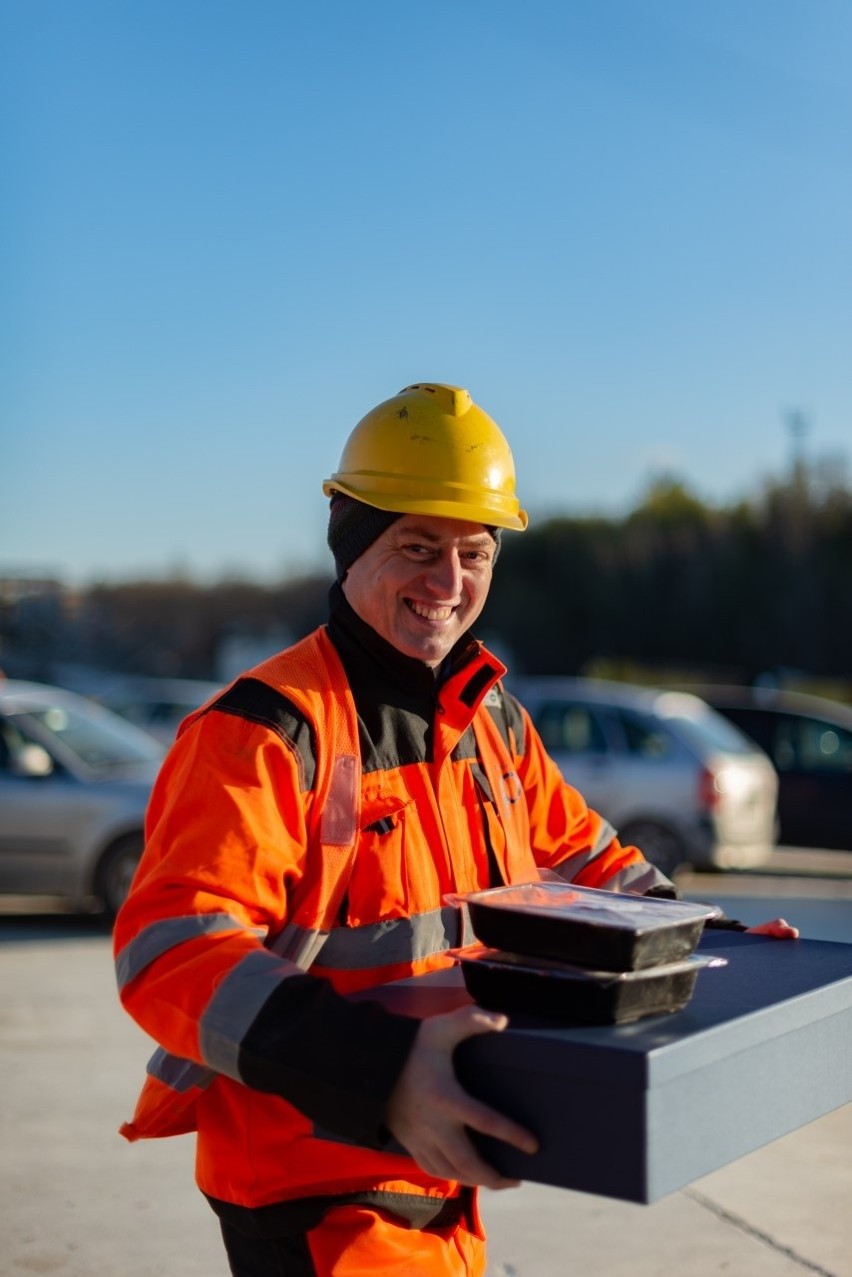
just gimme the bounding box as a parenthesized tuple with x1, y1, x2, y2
(327, 495, 402, 582)
(327, 494, 502, 582)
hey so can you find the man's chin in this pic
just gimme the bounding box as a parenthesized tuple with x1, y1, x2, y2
(395, 629, 457, 668)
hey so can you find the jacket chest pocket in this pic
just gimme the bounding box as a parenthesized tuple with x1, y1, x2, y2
(342, 793, 418, 925)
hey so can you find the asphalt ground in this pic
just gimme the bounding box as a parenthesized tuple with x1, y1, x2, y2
(2, 849, 851, 1276)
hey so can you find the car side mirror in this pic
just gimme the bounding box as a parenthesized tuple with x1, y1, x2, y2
(11, 743, 55, 777)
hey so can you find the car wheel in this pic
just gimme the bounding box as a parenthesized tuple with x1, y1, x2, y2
(95, 833, 144, 921)
(619, 821, 686, 879)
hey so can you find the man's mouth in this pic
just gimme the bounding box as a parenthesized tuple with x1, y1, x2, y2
(406, 600, 455, 622)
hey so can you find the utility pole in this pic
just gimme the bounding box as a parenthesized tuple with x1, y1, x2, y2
(784, 408, 810, 481)
(782, 409, 812, 548)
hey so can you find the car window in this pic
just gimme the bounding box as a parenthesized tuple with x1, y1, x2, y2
(712, 706, 773, 753)
(0, 715, 45, 771)
(791, 716, 852, 773)
(720, 706, 852, 773)
(768, 722, 792, 769)
(0, 720, 17, 770)
(663, 707, 758, 756)
(611, 707, 672, 760)
(533, 702, 608, 755)
(148, 701, 187, 723)
(14, 701, 163, 771)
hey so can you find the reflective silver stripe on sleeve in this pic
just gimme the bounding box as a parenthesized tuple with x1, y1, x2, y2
(549, 849, 675, 896)
(604, 861, 675, 894)
(589, 818, 619, 857)
(317, 905, 463, 971)
(198, 948, 304, 1079)
(115, 912, 264, 991)
(268, 921, 332, 969)
(547, 818, 619, 881)
(146, 1045, 216, 1093)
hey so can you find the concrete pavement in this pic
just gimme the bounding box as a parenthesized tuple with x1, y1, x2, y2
(1, 912, 850, 1277)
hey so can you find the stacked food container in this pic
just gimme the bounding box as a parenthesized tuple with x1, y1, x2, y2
(452, 881, 726, 1025)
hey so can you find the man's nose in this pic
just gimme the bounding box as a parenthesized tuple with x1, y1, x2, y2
(425, 550, 463, 595)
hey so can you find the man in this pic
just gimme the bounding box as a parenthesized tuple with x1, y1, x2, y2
(114, 383, 796, 1277)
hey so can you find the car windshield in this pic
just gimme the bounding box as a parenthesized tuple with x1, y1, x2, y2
(16, 700, 164, 771)
(655, 695, 759, 757)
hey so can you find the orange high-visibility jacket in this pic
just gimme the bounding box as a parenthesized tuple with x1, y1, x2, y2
(114, 598, 668, 1228)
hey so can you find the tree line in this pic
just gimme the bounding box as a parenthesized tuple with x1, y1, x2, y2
(484, 464, 852, 688)
(3, 462, 850, 694)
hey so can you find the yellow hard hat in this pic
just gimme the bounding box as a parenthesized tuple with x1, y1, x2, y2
(322, 383, 529, 531)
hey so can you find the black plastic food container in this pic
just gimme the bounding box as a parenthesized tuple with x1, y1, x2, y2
(458, 947, 727, 1025)
(459, 882, 720, 972)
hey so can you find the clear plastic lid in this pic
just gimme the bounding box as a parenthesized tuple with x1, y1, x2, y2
(451, 942, 728, 984)
(445, 880, 721, 931)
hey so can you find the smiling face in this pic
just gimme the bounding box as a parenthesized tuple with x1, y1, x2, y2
(341, 514, 497, 667)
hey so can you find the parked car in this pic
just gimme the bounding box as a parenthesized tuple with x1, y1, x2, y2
(682, 686, 852, 851)
(509, 676, 779, 877)
(0, 679, 165, 917)
(94, 676, 223, 744)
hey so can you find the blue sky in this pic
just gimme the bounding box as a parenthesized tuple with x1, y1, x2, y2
(3, 0, 850, 586)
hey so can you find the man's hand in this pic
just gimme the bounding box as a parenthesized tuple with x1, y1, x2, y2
(384, 1004, 539, 1190)
(746, 917, 799, 939)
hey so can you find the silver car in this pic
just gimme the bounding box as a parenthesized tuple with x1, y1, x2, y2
(510, 676, 779, 876)
(0, 679, 165, 917)
(94, 675, 224, 745)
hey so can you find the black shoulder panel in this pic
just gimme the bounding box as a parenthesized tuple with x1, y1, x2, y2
(209, 677, 316, 791)
(491, 688, 527, 759)
(451, 725, 479, 763)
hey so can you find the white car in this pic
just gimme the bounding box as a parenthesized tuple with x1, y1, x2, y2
(0, 679, 165, 918)
(510, 676, 779, 877)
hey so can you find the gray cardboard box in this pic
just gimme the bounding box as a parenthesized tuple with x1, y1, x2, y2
(365, 932, 852, 1203)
